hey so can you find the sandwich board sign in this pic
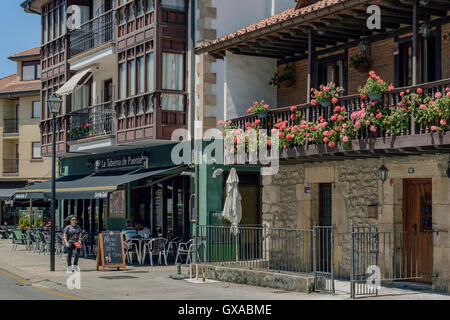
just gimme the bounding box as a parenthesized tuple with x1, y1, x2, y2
(96, 231, 126, 272)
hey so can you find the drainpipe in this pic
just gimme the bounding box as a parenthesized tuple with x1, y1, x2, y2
(190, 0, 199, 263)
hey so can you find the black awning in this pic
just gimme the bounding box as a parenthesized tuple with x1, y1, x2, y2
(14, 166, 187, 200)
(0, 181, 27, 201)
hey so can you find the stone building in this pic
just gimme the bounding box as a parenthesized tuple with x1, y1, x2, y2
(196, 0, 450, 294)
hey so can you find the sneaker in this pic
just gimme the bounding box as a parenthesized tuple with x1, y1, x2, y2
(73, 265, 80, 272)
(66, 266, 73, 273)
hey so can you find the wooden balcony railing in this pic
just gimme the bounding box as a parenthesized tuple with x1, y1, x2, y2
(231, 79, 450, 141)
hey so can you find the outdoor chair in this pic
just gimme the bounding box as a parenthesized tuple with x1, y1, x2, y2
(11, 229, 28, 251)
(81, 233, 96, 257)
(144, 238, 168, 266)
(56, 233, 66, 258)
(165, 237, 180, 263)
(38, 231, 50, 255)
(25, 230, 38, 252)
(175, 239, 203, 266)
(124, 240, 139, 265)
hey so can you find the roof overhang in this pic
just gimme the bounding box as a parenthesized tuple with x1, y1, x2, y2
(195, 0, 450, 62)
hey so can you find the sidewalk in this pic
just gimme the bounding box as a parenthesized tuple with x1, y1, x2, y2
(0, 239, 448, 300)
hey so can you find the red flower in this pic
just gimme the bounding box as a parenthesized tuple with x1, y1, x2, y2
(332, 97, 339, 104)
(290, 114, 296, 120)
(290, 106, 297, 112)
(328, 141, 335, 148)
(416, 88, 423, 94)
(267, 140, 272, 146)
(388, 85, 394, 92)
(311, 99, 317, 106)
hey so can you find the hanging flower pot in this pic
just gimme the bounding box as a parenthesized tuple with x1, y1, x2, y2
(320, 99, 332, 107)
(356, 63, 370, 74)
(257, 111, 269, 119)
(368, 93, 382, 101)
(281, 79, 295, 88)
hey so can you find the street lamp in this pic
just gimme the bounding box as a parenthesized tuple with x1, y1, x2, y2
(47, 93, 62, 271)
(378, 165, 388, 182)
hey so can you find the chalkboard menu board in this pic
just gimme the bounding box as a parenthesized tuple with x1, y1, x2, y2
(96, 231, 126, 271)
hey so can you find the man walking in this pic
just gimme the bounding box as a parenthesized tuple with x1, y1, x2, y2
(63, 215, 82, 273)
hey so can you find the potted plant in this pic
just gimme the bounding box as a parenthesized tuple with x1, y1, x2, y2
(269, 64, 295, 88)
(358, 71, 390, 101)
(350, 54, 370, 73)
(247, 100, 270, 119)
(311, 83, 344, 107)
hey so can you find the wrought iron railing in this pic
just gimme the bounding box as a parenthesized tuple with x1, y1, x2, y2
(69, 102, 116, 141)
(3, 119, 19, 134)
(230, 78, 450, 140)
(3, 159, 19, 174)
(70, 10, 115, 57)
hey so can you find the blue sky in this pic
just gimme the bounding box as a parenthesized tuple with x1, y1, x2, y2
(0, 0, 41, 78)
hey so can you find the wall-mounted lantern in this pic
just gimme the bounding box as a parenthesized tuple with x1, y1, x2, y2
(378, 165, 388, 182)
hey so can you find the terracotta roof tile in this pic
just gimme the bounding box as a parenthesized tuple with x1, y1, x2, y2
(198, 0, 346, 51)
(0, 74, 40, 95)
(8, 47, 40, 60)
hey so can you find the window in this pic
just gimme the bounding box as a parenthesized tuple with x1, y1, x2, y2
(43, 16, 47, 43)
(61, 5, 66, 35)
(49, 13, 53, 41)
(22, 61, 40, 81)
(161, 93, 184, 111)
(128, 101, 134, 116)
(55, 9, 60, 38)
(32, 142, 41, 159)
(137, 99, 144, 114)
(119, 103, 126, 118)
(137, 0, 144, 16)
(32, 101, 41, 119)
(138, 56, 145, 94)
(71, 85, 90, 111)
(119, 63, 127, 99)
(147, 96, 153, 112)
(147, 53, 154, 92)
(129, 4, 135, 20)
(162, 53, 183, 90)
(161, 0, 185, 11)
(146, 0, 154, 11)
(119, 8, 126, 25)
(129, 60, 136, 96)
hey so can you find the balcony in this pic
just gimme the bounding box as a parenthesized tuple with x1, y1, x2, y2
(69, 102, 116, 142)
(228, 79, 450, 161)
(70, 10, 115, 58)
(3, 119, 19, 134)
(3, 159, 19, 174)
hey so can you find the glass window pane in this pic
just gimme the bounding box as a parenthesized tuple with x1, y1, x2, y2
(36, 63, 41, 79)
(161, 93, 183, 111)
(147, 96, 153, 112)
(146, 0, 154, 11)
(129, 60, 136, 96)
(33, 101, 41, 118)
(129, 4, 135, 20)
(22, 64, 35, 81)
(33, 143, 41, 159)
(147, 53, 154, 92)
(161, 0, 185, 10)
(49, 13, 53, 40)
(120, 8, 126, 24)
(120, 63, 127, 99)
(137, 0, 144, 15)
(162, 53, 183, 90)
(137, 99, 144, 114)
(138, 56, 145, 94)
(61, 5, 66, 35)
(55, 9, 60, 38)
(43, 16, 47, 43)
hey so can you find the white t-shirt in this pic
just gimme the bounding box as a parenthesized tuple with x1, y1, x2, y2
(138, 227, 151, 238)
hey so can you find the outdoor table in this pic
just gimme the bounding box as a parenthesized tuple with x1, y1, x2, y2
(130, 237, 154, 265)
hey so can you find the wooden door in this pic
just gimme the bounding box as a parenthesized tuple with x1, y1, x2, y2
(403, 179, 433, 283)
(318, 184, 332, 272)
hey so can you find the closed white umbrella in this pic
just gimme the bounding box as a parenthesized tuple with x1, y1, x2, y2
(222, 168, 242, 236)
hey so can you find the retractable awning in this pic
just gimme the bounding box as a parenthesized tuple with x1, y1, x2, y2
(55, 66, 95, 96)
(0, 188, 16, 201)
(0, 182, 27, 201)
(14, 166, 187, 200)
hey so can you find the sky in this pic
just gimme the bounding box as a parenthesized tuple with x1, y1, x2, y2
(0, 0, 41, 79)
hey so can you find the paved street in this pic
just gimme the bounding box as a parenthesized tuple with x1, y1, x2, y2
(0, 269, 71, 300)
(0, 239, 449, 300)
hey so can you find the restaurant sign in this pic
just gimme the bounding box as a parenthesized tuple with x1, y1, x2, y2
(92, 153, 148, 172)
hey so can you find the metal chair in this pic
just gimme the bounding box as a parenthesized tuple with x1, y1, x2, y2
(55, 233, 66, 258)
(144, 238, 168, 266)
(124, 240, 140, 265)
(175, 238, 203, 266)
(11, 229, 28, 251)
(165, 237, 180, 264)
(38, 231, 50, 255)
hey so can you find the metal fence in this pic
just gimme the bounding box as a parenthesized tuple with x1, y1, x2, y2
(3, 119, 19, 134)
(3, 159, 19, 174)
(70, 10, 115, 57)
(196, 224, 335, 294)
(350, 224, 435, 298)
(69, 102, 116, 141)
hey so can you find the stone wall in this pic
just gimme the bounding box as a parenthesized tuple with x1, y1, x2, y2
(261, 154, 450, 291)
